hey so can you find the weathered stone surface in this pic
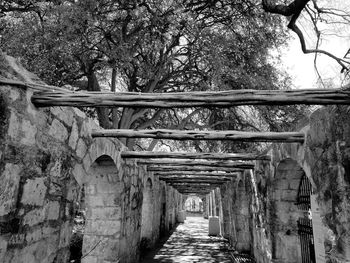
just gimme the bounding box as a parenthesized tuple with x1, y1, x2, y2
(7, 110, 20, 140)
(85, 219, 121, 235)
(81, 255, 98, 263)
(68, 119, 79, 150)
(21, 178, 47, 206)
(76, 138, 87, 158)
(9, 89, 20, 101)
(23, 208, 45, 226)
(72, 164, 86, 186)
(48, 119, 68, 142)
(25, 226, 59, 244)
(0, 236, 8, 262)
(88, 207, 121, 220)
(50, 107, 74, 126)
(20, 119, 37, 146)
(58, 221, 72, 248)
(0, 163, 21, 216)
(46, 201, 60, 220)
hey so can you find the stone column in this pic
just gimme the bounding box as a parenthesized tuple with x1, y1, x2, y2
(82, 163, 122, 263)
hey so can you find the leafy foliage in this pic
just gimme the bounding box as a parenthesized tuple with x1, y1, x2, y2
(0, 0, 308, 151)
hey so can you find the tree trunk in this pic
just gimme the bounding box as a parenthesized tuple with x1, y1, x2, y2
(87, 70, 111, 129)
(111, 68, 119, 129)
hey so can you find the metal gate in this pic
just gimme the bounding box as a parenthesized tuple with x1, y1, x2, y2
(295, 173, 316, 263)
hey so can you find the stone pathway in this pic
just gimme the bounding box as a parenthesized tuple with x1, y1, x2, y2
(141, 215, 232, 263)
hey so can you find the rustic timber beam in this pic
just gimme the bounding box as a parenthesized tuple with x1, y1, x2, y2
(92, 129, 305, 143)
(159, 176, 234, 180)
(170, 183, 222, 187)
(170, 183, 227, 186)
(179, 192, 211, 195)
(153, 171, 240, 177)
(121, 151, 271, 161)
(161, 178, 231, 183)
(179, 192, 210, 195)
(31, 89, 350, 108)
(148, 166, 250, 172)
(138, 159, 255, 168)
(177, 189, 211, 194)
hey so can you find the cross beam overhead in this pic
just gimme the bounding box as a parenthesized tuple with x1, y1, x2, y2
(153, 171, 240, 177)
(121, 151, 271, 161)
(148, 165, 251, 172)
(92, 129, 305, 143)
(159, 176, 235, 181)
(31, 89, 350, 108)
(137, 159, 254, 168)
(160, 177, 232, 182)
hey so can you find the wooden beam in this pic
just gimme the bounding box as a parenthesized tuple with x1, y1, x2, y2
(179, 192, 210, 195)
(170, 183, 222, 187)
(32, 89, 350, 108)
(159, 176, 233, 180)
(121, 151, 271, 161)
(170, 182, 226, 186)
(148, 166, 249, 172)
(154, 171, 240, 177)
(92, 129, 305, 143)
(161, 178, 231, 183)
(138, 159, 255, 168)
(179, 191, 210, 194)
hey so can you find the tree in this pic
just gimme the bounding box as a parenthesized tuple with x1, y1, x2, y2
(0, 0, 305, 151)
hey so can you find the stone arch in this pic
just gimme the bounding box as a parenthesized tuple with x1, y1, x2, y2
(140, 177, 154, 243)
(184, 195, 203, 213)
(270, 158, 306, 263)
(81, 154, 123, 263)
(233, 178, 251, 252)
(72, 138, 123, 186)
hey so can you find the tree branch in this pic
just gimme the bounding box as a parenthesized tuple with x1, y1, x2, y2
(262, 0, 350, 71)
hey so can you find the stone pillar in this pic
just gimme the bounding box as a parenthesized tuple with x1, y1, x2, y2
(141, 179, 153, 241)
(82, 162, 122, 263)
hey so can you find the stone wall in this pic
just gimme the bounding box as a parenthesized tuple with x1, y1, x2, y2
(0, 55, 182, 263)
(218, 106, 350, 263)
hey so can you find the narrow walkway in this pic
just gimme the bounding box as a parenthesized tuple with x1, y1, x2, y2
(141, 215, 232, 263)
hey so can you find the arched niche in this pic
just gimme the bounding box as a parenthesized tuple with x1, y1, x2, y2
(140, 178, 154, 244)
(184, 195, 203, 213)
(81, 154, 122, 263)
(270, 158, 311, 263)
(234, 179, 251, 253)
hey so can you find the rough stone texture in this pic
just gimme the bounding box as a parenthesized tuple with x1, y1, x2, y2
(4, 54, 350, 263)
(0, 164, 22, 216)
(214, 107, 350, 263)
(0, 55, 183, 263)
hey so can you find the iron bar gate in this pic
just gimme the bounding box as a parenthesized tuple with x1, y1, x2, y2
(295, 173, 316, 263)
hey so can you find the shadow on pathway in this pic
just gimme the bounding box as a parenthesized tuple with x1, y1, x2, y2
(140, 215, 231, 263)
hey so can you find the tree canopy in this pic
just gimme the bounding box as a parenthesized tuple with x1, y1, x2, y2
(3, 0, 343, 151)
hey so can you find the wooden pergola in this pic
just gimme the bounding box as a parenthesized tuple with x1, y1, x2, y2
(26, 84, 350, 195)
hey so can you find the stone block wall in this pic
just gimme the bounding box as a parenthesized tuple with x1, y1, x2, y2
(218, 106, 350, 263)
(0, 55, 182, 263)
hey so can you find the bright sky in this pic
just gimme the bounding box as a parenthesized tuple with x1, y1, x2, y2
(280, 0, 350, 90)
(282, 35, 348, 89)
